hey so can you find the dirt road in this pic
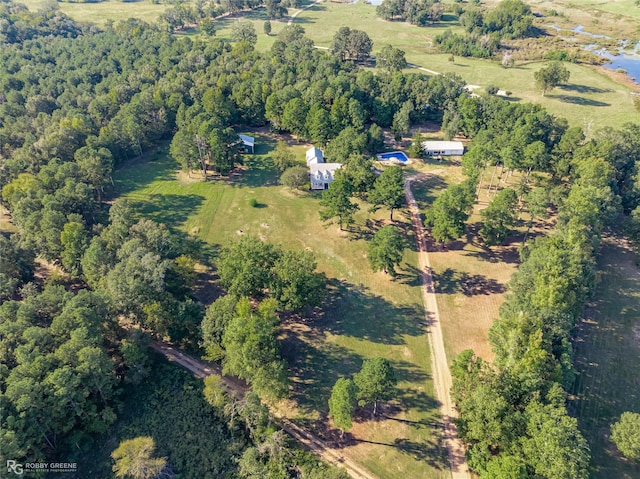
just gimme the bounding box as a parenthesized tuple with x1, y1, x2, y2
(150, 174, 469, 479)
(405, 175, 470, 479)
(150, 341, 378, 479)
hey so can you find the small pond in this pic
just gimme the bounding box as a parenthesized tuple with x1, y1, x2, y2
(548, 24, 640, 86)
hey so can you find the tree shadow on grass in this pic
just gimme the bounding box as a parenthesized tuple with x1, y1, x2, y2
(551, 94, 610, 107)
(330, 433, 449, 470)
(395, 263, 424, 287)
(560, 84, 611, 94)
(280, 330, 363, 416)
(317, 279, 428, 344)
(129, 193, 205, 228)
(112, 146, 177, 197)
(433, 267, 505, 296)
(410, 175, 448, 210)
(349, 218, 419, 253)
(230, 137, 281, 188)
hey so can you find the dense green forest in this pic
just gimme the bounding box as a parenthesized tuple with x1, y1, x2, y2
(2, 1, 640, 477)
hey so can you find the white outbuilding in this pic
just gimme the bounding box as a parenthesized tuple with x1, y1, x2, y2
(421, 141, 464, 156)
(239, 134, 255, 153)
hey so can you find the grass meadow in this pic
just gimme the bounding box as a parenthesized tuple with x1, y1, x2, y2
(113, 135, 451, 479)
(22, 0, 172, 24)
(569, 238, 640, 479)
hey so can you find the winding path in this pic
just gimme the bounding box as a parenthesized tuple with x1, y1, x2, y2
(149, 341, 378, 479)
(288, 0, 324, 25)
(405, 175, 470, 479)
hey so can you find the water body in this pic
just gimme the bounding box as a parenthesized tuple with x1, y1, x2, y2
(585, 46, 640, 84)
(548, 24, 640, 86)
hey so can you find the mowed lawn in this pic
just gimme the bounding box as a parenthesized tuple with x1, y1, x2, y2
(112, 136, 451, 479)
(570, 238, 640, 479)
(21, 0, 173, 24)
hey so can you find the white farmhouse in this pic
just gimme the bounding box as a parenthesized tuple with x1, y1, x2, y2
(421, 141, 464, 156)
(309, 163, 342, 190)
(305, 146, 341, 190)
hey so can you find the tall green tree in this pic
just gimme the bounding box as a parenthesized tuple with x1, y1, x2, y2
(272, 140, 297, 172)
(368, 225, 404, 276)
(271, 249, 325, 311)
(328, 378, 358, 438)
(280, 166, 310, 190)
(522, 398, 590, 479)
(231, 21, 258, 46)
(319, 177, 359, 230)
(611, 412, 640, 462)
(353, 357, 397, 415)
(203, 375, 228, 409)
(217, 236, 278, 298)
(377, 44, 407, 72)
(342, 154, 376, 197)
(479, 188, 518, 246)
(534, 61, 570, 96)
(222, 298, 288, 401)
(111, 437, 167, 479)
(60, 221, 89, 276)
(425, 180, 475, 244)
(369, 165, 405, 220)
(407, 130, 426, 158)
(74, 145, 113, 202)
(201, 295, 239, 360)
(209, 127, 242, 175)
(305, 103, 332, 145)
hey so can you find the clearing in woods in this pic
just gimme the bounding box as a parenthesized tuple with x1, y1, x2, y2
(113, 135, 451, 479)
(570, 237, 640, 479)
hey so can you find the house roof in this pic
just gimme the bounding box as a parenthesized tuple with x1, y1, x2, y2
(306, 147, 324, 165)
(309, 163, 342, 180)
(421, 140, 464, 151)
(239, 134, 254, 147)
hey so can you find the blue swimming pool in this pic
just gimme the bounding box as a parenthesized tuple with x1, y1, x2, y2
(377, 151, 409, 163)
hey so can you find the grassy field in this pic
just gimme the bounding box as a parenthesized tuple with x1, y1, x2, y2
(409, 161, 532, 363)
(289, 1, 639, 131)
(569, 238, 640, 479)
(113, 135, 451, 479)
(21, 0, 172, 24)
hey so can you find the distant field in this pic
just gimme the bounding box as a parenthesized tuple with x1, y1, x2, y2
(20, 0, 639, 130)
(112, 136, 451, 479)
(570, 238, 640, 479)
(21, 0, 171, 24)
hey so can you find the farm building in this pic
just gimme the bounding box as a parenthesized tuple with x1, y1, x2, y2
(421, 141, 464, 156)
(309, 163, 342, 190)
(239, 134, 255, 153)
(306, 147, 324, 165)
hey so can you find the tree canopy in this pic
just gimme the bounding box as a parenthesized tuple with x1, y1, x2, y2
(368, 225, 405, 276)
(611, 412, 640, 462)
(353, 357, 397, 415)
(534, 62, 571, 96)
(328, 378, 358, 438)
